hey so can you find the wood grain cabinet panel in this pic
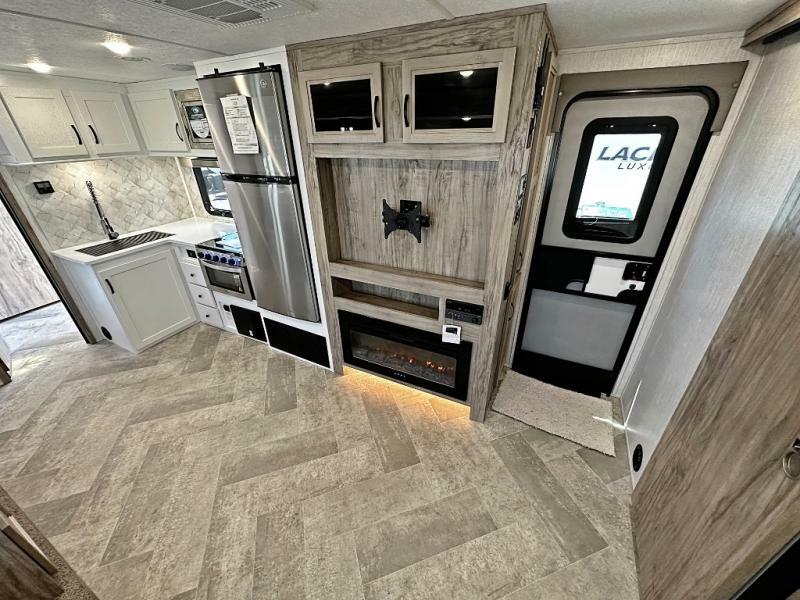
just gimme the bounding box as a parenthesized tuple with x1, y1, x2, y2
(401, 48, 516, 144)
(298, 62, 384, 144)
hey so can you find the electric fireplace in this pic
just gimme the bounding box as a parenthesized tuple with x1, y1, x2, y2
(339, 311, 472, 401)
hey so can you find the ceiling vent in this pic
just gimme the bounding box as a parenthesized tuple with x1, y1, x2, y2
(126, 0, 314, 28)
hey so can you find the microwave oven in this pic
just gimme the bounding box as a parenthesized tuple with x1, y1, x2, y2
(174, 88, 215, 151)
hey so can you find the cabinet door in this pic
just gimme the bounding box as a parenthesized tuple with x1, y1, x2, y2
(97, 249, 195, 350)
(71, 91, 141, 155)
(0, 87, 89, 159)
(298, 63, 383, 143)
(128, 89, 188, 153)
(402, 48, 516, 144)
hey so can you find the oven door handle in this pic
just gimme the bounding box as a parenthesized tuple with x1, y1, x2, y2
(200, 259, 243, 273)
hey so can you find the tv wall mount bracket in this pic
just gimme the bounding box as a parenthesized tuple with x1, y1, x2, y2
(382, 199, 430, 243)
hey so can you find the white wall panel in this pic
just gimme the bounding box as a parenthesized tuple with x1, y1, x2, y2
(624, 32, 800, 485)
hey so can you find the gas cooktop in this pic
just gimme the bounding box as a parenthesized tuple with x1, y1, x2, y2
(197, 231, 242, 255)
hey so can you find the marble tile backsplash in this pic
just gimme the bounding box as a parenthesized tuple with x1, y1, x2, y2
(5, 157, 199, 250)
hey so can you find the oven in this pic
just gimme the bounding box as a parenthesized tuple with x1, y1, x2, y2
(195, 241, 253, 301)
(174, 88, 215, 151)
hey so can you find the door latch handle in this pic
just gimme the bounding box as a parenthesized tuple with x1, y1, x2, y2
(783, 438, 800, 480)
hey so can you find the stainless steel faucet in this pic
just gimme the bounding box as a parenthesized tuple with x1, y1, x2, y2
(85, 180, 119, 240)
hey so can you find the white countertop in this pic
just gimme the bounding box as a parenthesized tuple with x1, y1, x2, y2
(53, 218, 237, 265)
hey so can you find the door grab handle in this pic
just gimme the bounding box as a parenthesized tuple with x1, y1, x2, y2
(70, 124, 83, 145)
(783, 439, 800, 480)
(105, 279, 115, 294)
(373, 96, 381, 128)
(175, 122, 184, 142)
(403, 94, 410, 128)
(88, 124, 100, 145)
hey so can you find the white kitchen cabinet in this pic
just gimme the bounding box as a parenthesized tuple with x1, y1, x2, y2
(128, 89, 188, 153)
(71, 91, 141, 155)
(0, 87, 89, 159)
(95, 248, 195, 350)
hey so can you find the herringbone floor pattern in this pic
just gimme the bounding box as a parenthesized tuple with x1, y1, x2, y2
(0, 323, 638, 600)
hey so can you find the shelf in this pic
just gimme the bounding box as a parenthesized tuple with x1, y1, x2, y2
(329, 260, 484, 305)
(333, 290, 480, 343)
(313, 142, 501, 162)
(334, 290, 440, 333)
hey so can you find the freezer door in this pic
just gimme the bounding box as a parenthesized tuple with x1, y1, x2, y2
(198, 69, 294, 178)
(225, 180, 320, 322)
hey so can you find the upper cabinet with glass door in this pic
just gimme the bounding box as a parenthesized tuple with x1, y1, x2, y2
(298, 63, 383, 144)
(402, 48, 516, 144)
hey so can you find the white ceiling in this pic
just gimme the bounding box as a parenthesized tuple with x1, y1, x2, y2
(0, 0, 783, 83)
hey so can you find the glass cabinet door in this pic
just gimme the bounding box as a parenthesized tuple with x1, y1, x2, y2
(299, 63, 383, 143)
(402, 48, 516, 144)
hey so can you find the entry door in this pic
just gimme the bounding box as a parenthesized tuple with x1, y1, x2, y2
(513, 89, 716, 395)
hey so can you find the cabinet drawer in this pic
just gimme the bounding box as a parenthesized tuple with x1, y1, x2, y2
(189, 283, 216, 308)
(180, 261, 204, 285)
(196, 305, 223, 328)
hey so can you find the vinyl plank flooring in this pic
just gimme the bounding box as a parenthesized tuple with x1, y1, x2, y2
(181, 325, 222, 375)
(354, 487, 497, 583)
(521, 426, 582, 462)
(219, 426, 338, 485)
(101, 437, 186, 565)
(363, 509, 569, 600)
(305, 531, 364, 600)
(252, 505, 305, 600)
(266, 352, 297, 414)
(502, 546, 639, 600)
(24, 491, 85, 537)
(492, 432, 608, 562)
(127, 384, 234, 425)
(141, 452, 222, 600)
(547, 454, 636, 567)
(0, 320, 636, 600)
(302, 463, 437, 545)
(84, 551, 153, 600)
(576, 433, 630, 484)
(195, 484, 257, 600)
(362, 384, 420, 472)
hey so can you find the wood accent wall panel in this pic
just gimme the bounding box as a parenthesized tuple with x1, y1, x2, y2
(0, 198, 57, 320)
(295, 16, 520, 71)
(327, 158, 496, 283)
(631, 174, 800, 599)
(288, 6, 550, 416)
(469, 13, 546, 420)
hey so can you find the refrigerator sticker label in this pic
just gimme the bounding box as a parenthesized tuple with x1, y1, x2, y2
(220, 95, 259, 154)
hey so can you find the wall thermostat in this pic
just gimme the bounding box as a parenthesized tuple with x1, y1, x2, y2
(33, 181, 54, 194)
(442, 324, 461, 344)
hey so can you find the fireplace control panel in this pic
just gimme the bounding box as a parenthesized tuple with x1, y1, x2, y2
(444, 300, 483, 325)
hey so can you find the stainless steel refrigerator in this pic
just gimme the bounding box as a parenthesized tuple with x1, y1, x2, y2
(198, 65, 320, 322)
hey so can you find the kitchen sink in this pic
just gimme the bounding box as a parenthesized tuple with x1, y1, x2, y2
(76, 231, 174, 257)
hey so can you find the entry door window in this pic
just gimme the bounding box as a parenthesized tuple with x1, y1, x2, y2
(563, 116, 678, 243)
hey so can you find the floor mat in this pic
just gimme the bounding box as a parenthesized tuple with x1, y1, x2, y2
(493, 370, 616, 456)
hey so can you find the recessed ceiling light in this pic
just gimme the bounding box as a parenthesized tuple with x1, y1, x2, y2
(459, 70, 474, 78)
(103, 39, 132, 56)
(27, 61, 52, 74)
